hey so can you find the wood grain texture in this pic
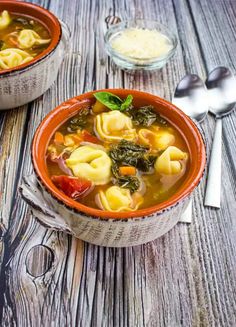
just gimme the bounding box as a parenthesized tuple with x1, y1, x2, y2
(0, 0, 235, 326)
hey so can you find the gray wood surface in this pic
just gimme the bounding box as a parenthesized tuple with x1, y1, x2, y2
(0, 0, 236, 326)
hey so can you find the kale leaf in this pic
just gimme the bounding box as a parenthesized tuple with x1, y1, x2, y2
(115, 175, 140, 193)
(125, 105, 167, 127)
(109, 140, 148, 168)
(67, 107, 90, 132)
(137, 155, 157, 172)
(109, 140, 156, 193)
(109, 140, 156, 172)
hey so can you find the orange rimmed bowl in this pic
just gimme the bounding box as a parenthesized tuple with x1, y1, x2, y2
(21, 89, 206, 247)
(0, 1, 70, 110)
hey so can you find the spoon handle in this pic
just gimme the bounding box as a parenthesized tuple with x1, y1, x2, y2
(204, 118, 222, 208)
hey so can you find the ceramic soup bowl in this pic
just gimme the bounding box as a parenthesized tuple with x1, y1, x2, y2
(0, 1, 70, 110)
(20, 89, 206, 247)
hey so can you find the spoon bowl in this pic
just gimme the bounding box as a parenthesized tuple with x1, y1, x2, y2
(173, 74, 208, 123)
(206, 66, 236, 117)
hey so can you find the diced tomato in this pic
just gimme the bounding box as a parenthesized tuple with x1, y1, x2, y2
(82, 130, 100, 144)
(51, 175, 93, 200)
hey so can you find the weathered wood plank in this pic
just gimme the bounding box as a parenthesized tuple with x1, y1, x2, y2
(0, 0, 236, 326)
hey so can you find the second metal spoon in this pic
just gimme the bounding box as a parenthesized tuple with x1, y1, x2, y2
(204, 66, 236, 208)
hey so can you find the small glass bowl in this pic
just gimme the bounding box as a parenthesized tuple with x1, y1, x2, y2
(104, 19, 178, 71)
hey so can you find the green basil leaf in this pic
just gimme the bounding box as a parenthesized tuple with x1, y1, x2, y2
(94, 92, 133, 111)
(120, 95, 133, 111)
(94, 92, 123, 110)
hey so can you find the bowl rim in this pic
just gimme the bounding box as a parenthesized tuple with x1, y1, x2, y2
(32, 89, 206, 219)
(104, 19, 178, 64)
(0, 0, 61, 76)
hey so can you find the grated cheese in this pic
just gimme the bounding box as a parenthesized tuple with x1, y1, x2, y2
(111, 27, 172, 60)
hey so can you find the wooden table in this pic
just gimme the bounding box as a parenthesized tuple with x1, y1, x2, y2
(0, 0, 236, 326)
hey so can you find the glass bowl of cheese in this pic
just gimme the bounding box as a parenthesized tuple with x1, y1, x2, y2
(104, 19, 178, 70)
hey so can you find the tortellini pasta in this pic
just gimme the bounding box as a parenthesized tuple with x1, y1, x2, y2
(66, 145, 112, 185)
(155, 146, 188, 175)
(0, 11, 11, 30)
(0, 48, 33, 69)
(138, 128, 175, 151)
(97, 186, 143, 212)
(95, 111, 137, 142)
(18, 29, 51, 49)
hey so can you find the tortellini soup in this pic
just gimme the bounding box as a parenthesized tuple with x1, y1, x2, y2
(0, 10, 51, 70)
(46, 92, 189, 213)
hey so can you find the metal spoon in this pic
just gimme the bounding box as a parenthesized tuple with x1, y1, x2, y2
(172, 74, 208, 222)
(173, 74, 208, 122)
(204, 66, 236, 208)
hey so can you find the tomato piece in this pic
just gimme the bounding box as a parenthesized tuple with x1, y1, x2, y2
(51, 175, 93, 200)
(82, 130, 100, 144)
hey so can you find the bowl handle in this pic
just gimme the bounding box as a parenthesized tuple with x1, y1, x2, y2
(19, 174, 73, 234)
(58, 19, 71, 61)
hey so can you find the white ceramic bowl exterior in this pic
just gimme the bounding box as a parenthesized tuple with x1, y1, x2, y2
(0, 22, 69, 110)
(20, 174, 191, 247)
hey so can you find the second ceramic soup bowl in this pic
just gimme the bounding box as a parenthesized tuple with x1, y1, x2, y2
(21, 89, 206, 247)
(0, 1, 70, 110)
